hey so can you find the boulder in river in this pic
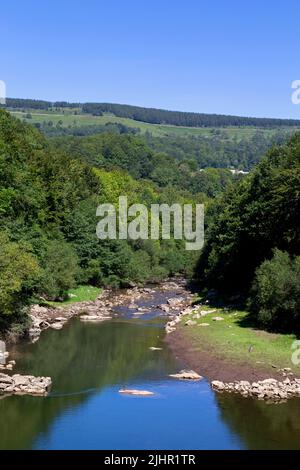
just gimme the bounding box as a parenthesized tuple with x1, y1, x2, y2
(128, 303, 138, 309)
(50, 322, 64, 330)
(169, 370, 202, 381)
(167, 297, 185, 306)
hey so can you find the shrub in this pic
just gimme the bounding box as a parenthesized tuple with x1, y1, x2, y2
(248, 249, 300, 330)
(0, 231, 40, 317)
(39, 240, 79, 300)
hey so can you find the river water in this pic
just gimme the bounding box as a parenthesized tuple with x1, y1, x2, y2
(1, 288, 300, 450)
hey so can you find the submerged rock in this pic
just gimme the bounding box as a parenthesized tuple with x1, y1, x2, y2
(119, 389, 154, 396)
(80, 315, 112, 322)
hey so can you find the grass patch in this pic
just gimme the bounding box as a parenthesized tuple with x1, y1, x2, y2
(181, 305, 300, 374)
(46, 285, 102, 307)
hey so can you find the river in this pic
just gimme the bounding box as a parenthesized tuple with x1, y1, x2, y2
(1, 286, 300, 450)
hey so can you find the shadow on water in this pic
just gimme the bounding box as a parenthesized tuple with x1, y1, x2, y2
(215, 392, 300, 449)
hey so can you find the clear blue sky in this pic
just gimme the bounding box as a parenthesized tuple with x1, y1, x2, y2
(1, 0, 300, 118)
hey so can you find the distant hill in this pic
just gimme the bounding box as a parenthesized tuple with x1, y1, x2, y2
(3, 98, 300, 128)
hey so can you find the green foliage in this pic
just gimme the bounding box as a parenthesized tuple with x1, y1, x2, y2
(0, 231, 40, 317)
(38, 240, 79, 300)
(196, 133, 300, 331)
(145, 130, 293, 171)
(0, 108, 199, 325)
(249, 250, 300, 330)
(51, 133, 154, 179)
(81, 102, 300, 128)
(51, 133, 236, 196)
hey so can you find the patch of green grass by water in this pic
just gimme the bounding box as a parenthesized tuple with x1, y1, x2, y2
(47, 285, 102, 307)
(181, 304, 300, 374)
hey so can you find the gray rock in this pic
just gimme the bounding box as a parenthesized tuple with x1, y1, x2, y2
(185, 320, 197, 326)
(169, 370, 202, 381)
(212, 380, 225, 390)
(50, 322, 64, 330)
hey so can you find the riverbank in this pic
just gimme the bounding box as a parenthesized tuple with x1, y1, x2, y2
(2, 277, 190, 351)
(0, 278, 191, 398)
(165, 304, 300, 383)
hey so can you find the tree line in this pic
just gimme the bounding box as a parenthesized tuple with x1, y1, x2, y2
(3, 97, 300, 128)
(0, 109, 199, 334)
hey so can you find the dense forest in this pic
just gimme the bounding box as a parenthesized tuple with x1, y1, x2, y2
(81, 103, 300, 128)
(29, 118, 295, 172)
(50, 133, 237, 197)
(144, 130, 292, 170)
(2, 100, 300, 335)
(0, 109, 199, 332)
(4, 97, 300, 128)
(196, 133, 300, 331)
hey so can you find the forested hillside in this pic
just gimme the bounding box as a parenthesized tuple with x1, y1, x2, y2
(0, 109, 198, 331)
(6, 99, 298, 171)
(145, 130, 291, 170)
(51, 133, 237, 197)
(2, 101, 300, 335)
(196, 133, 300, 330)
(4, 97, 300, 128)
(81, 103, 300, 128)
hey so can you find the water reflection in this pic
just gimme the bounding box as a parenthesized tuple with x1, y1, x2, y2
(0, 318, 176, 449)
(1, 304, 300, 449)
(216, 393, 300, 449)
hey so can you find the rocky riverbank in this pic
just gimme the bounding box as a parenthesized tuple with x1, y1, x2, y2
(28, 278, 192, 343)
(28, 286, 158, 342)
(164, 296, 300, 403)
(212, 378, 300, 403)
(0, 278, 190, 398)
(0, 373, 51, 397)
(7, 278, 300, 402)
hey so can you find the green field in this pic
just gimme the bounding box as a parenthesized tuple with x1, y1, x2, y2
(10, 109, 296, 140)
